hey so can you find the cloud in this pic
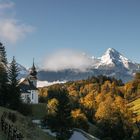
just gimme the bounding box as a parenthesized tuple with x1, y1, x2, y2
(0, 19, 34, 43)
(0, 1, 14, 10)
(43, 49, 92, 72)
(0, 1, 34, 44)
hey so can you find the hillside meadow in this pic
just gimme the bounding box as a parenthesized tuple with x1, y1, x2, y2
(0, 106, 55, 140)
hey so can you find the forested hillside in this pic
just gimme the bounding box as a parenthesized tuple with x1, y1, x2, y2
(39, 75, 140, 140)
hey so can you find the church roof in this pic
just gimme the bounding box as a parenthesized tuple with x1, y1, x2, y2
(19, 60, 38, 93)
(19, 78, 37, 93)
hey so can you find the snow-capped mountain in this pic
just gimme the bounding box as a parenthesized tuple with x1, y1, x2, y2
(92, 48, 139, 71)
(37, 48, 140, 82)
(101, 48, 130, 67)
(16, 48, 140, 83)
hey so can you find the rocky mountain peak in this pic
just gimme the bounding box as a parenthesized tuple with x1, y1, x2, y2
(99, 48, 131, 69)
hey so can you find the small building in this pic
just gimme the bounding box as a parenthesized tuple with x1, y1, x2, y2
(19, 62, 38, 104)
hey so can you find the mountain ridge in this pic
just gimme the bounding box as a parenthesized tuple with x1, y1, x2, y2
(17, 48, 140, 83)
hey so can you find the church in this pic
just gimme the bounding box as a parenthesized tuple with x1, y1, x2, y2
(19, 62, 39, 104)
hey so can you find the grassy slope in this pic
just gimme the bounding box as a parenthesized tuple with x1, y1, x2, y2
(128, 98, 140, 122)
(0, 133, 6, 140)
(0, 107, 6, 140)
(0, 106, 55, 140)
(30, 103, 46, 119)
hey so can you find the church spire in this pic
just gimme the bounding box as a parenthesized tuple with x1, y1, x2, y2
(32, 58, 36, 70)
(30, 58, 37, 78)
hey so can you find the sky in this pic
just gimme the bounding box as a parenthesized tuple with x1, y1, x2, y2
(0, 0, 140, 69)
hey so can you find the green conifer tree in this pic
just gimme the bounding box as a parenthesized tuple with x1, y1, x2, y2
(0, 42, 7, 64)
(0, 42, 8, 106)
(8, 56, 21, 110)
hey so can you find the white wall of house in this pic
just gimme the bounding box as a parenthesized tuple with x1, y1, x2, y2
(21, 90, 38, 104)
(21, 93, 31, 103)
(30, 90, 38, 104)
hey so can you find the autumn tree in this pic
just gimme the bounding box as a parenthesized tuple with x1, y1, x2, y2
(101, 81, 111, 94)
(80, 92, 96, 122)
(135, 73, 140, 81)
(45, 87, 72, 140)
(95, 94, 133, 140)
(124, 82, 137, 100)
(71, 108, 88, 130)
(95, 93, 105, 106)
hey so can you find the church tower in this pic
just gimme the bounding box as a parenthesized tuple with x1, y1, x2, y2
(19, 59, 38, 104)
(29, 59, 37, 87)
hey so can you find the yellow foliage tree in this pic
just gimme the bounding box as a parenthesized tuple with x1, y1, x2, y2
(71, 109, 88, 130)
(47, 98, 59, 116)
(95, 93, 105, 106)
(95, 94, 114, 120)
(101, 81, 111, 94)
(80, 92, 96, 110)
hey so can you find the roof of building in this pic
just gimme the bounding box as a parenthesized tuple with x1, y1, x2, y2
(19, 61, 38, 93)
(19, 78, 37, 93)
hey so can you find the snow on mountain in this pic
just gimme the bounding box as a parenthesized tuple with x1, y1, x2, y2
(91, 56, 100, 68)
(99, 48, 131, 69)
(16, 48, 140, 83)
(37, 48, 140, 82)
(89, 48, 140, 73)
